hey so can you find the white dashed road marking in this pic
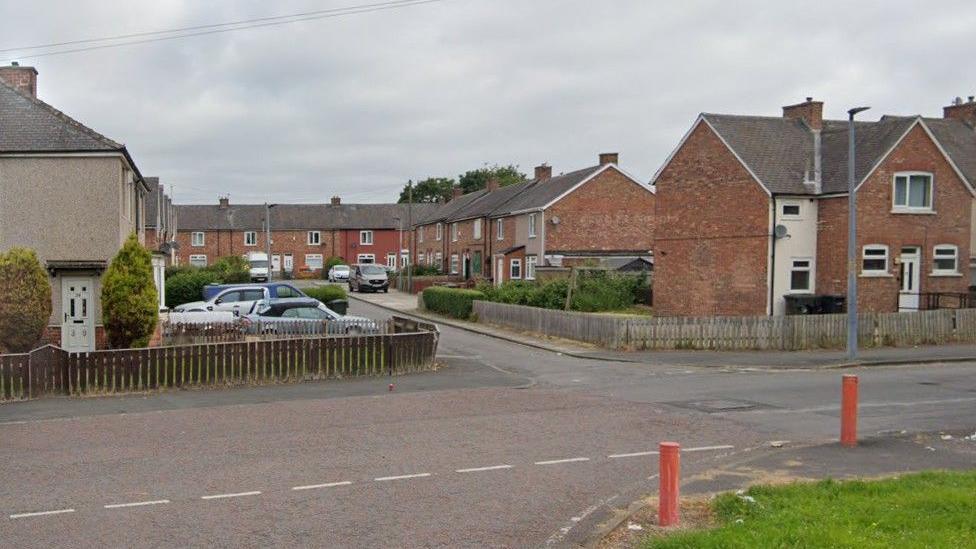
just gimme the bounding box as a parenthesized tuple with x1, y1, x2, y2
(535, 457, 590, 466)
(374, 473, 431, 482)
(9, 508, 75, 519)
(201, 491, 262, 500)
(455, 465, 512, 473)
(686, 444, 735, 453)
(609, 445, 735, 459)
(608, 450, 658, 459)
(292, 481, 353, 491)
(104, 499, 170, 509)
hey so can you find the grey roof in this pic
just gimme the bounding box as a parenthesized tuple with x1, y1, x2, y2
(414, 190, 488, 225)
(491, 165, 605, 216)
(696, 112, 976, 195)
(0, 78, 122, 152)
(175, 202, 436, 231)
(447, 179, 535, 222)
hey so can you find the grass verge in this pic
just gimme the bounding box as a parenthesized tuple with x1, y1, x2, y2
(642, 471, 976, 549)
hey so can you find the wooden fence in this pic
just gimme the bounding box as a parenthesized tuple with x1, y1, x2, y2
(161, 317, 389, 345)
(0, 316, 438, 402)
(473, 300, 975, 351)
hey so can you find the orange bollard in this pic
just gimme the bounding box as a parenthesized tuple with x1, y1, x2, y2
(658, 442, 680, 527)
(841, 374, 858, 447)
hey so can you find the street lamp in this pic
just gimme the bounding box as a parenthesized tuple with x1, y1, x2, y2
(847, 106, 870, 361)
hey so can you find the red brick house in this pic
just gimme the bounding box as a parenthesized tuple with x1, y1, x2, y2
(413, 153, 656, 283)
(653, 97, 976, 316)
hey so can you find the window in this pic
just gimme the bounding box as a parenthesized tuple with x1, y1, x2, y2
(862, 245, 889, 275)
(781, 203, 801, 218)
(789, 258, 812, 292)
(307, 231, 321, 245)
(189, 254, 208, 267)
(450, 254, 459, 274)
(473, 218, 482, 240)
(244, 231, 257, 246)
(241, 289, 266, 301)
(305, 254, 323, 270)
(528, 213, 537, 238)
(357, 253, 375, 264)
(387, 254, 397, 268)
(191, 232, 205, 247)
(526, 255, 538, 280)
(451, 223, 459, 242)
(932, 245, 959, 275)
(435, 252, 443, 268)
(436, 223, 443, 241)
(275, 285, 301, 298)
(418, 228, 424, 243)
(360, 230, 373, 245)
(893, 173, 933, 211)
(401, 253, 409, 268)
(496, 219, 504, 240)
(510, 258, 522, 279)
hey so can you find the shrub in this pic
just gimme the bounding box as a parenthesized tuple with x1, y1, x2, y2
(477, 272, 646, 313)
(208, 255, 250, 283)
(304, 285, 347, 303)
(0, 247, 52, 353)
(422, 286, 485, 319)
(410, 264, 443, 276)
(165, 269, 221, 308)
(101, 234, 159, 349)
(322, 256, 346, 277)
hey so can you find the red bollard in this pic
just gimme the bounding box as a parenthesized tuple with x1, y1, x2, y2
(841, 374, 858, 447)
(658, 442, 680, 527)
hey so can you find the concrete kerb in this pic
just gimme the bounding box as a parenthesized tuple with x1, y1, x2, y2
(346, 293, 976, 370)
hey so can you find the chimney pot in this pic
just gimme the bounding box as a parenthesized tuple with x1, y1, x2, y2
(534, 164, 552, 181)
(944, 96, 976, 125)
(218, 196, 229, 208)
(451, 186, 463, 200)
(330, 195, 341, 205)
(0, 63, 38, 98)
(969, 96, 975, 103)
(599, 152, 619, 166)
(782, 97, 823, 130)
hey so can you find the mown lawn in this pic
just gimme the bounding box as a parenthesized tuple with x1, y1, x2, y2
(643, 471, 976, 549)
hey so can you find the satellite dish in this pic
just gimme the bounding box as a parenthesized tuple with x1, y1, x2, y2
(774, 224, 789, 239)
(551, 216, 561, 225)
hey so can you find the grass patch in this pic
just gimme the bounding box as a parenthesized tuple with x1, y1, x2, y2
(642, 471, 976, 549)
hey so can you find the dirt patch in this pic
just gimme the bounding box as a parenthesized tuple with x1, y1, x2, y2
(598, 496, 715, 549)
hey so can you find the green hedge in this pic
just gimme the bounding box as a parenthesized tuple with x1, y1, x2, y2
(165, 270, 222, 308)
(422, 286, 485, 319)
(476, 273, 647, 313)
(304, 285, 347, 303)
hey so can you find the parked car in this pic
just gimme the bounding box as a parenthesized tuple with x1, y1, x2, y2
(173, 286, 269, 315)
(201, 282, 306, 301)
(167, 311, 237, 324)
(349, 263, 390, 293)
(241, 298, 380, 335)
(328, 264, 351, 282)
(245, 251, 270, 282)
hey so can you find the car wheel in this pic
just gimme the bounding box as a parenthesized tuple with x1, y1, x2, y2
(383, 288, 389, 293)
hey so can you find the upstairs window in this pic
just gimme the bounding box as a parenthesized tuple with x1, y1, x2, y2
(496, 219, 504, 240)
(244, 231, 257, 246)
(417, 228, 424, 243)
(360, 230, 373, 245)
(781, 203, 801, 219)
(528, 213, 537, 238)
(473, 218, 482, 240)
(451, 223, 459, 242)
(932, 245, 959, 275)
(191, 232, 205, 247)
(862, 245, 889, 275)
(307, 231, 321, 245)
(893, 173, 932, 211)
(436, 223, 443, 241)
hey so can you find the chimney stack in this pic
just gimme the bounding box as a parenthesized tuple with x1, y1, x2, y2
(535, 164, 552, 181)
(486, 177, 500, 192)
(0, 62, 38, 98)
(943, 95, 976, 126)
(451, 186, 463, 200)
(330, 195, 341, 205)
(599, 152, 619, 166)
(218, 196, 229, 209)
(782, 97, 823, 130)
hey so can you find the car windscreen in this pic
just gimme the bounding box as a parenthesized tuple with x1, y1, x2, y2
(250, 260, 269, 268)
(333, 265, 349, 271)
(361, 265, 386, 275)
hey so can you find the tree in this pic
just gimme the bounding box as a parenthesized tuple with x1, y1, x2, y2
(0, 247, 51, 352)
(101, 234, 158, 349)
(208, 255, 250, 283)
(398, 177, 455, 204)
(458, 164, 526, 194)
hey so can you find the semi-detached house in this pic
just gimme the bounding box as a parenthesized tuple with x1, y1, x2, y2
(413, 153, 656, 283)
(653, 97, 976, 317)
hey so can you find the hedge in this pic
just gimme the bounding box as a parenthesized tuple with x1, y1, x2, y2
(165, 269, 222, 308)
(475, 273, 647, 313)
(304, 285, 347, 303)
(422, 286, 485, 319)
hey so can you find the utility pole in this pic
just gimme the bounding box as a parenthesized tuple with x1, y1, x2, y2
(847, 106, 870, 361)
(265, 202, 275, 281)
(407, 181, 413, 293)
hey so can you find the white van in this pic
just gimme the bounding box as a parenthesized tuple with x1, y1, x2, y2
(246, 252, 270, 282)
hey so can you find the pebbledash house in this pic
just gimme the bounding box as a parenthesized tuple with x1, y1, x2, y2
(653, 97, 976, 317)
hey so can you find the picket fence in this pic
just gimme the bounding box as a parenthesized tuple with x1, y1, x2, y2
(473, 301, 976, 351)
(161, 317, 389, 345)
(0, 316, 438, 402)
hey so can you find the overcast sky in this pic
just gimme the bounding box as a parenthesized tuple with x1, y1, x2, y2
(1, 0, 973, 204)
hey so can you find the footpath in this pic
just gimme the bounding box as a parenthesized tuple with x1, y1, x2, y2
(339, 286, 976, 369)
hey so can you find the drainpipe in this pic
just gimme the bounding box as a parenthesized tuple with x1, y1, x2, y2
(769, 196, 777, 316)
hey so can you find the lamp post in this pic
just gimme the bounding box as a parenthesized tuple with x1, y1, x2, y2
(847, 106, 870, 361)
(265, 202, 276, 281)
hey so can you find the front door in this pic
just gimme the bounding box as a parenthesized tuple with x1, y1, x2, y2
(495, 257, 504, 287)
(61, 276, 94, 352)
(463, 253, 470, 279)
(272, 254, 281, 272)
(898, 247, 921, 311)
(283, 254, 294, 273)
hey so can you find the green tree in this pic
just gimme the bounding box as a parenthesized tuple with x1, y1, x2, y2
(398, 177, 455, 204)
(207, 255, 250, 283)
(101, 234, 158, 349)
(0, 247, 51, 352)
(458, 164, 526, 194)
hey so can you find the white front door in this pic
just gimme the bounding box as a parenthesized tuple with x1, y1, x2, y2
(61, 276, 95, 352)
(495, 257, 504, 287)
(283, 254, 294, 272)
(272, 254, 281, 272)
(898, 247, 921, 311)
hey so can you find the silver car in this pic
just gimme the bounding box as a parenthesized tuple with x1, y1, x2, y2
(328, 264, 351, 282)
(172, 286, 268, 316)
(241, 298, 380, 335)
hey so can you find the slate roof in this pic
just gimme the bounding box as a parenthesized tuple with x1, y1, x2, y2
(491, 165, 605, 216)
(176, 203, 437, 231)
(691, 112, 976, 195)
(413, 190, 488, 225)
(446, 179, 535, 222)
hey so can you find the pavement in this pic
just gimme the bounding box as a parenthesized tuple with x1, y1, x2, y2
(1, 296, 974, 548)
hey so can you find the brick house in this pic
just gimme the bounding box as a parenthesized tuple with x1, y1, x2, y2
(174, 197, 434, 275)
(0, 64, 149, 351)
(652, 97, 976, 317)
(413, 153, 656, 283)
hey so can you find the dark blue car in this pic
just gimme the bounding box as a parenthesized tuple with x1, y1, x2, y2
(202, 282, 306, 301)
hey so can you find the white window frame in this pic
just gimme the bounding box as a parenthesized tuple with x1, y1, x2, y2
(525, 255, 538, 280)
(435, 252, 443, 267)
(496, 219, 504, 240)
(244, 231, 257, 246)
(450, 253, 459, 274)
(191, 232, 205, 247)
(780, 202, 802, 220)
(307, 231, 321, 245)
(386, 253, 397, 268)
(788, 257, 813, 293)
(528, 213, 537, 238)
(360, 230, 373, 245)
(357, 253, 375, 264)
(188, 254, 208, 267)
(417, 227, 424, 243)
(861, 244, 890, 276)
(305, 253, 324, 270)
(401, 252, 409, 268)
(473, 218, 482, 240)
(509, 258, 522, 279)
(436, 223, 443, 241)
(451, 223, 459, 242)
(892, 172, 934, 213)
(932, 244, 960, 276)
